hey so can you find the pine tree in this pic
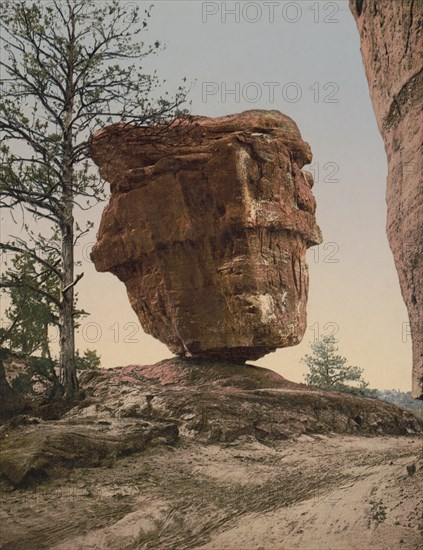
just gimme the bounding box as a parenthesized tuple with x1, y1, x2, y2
(0, 0, 188, 396)
(302, 335, 373, 394)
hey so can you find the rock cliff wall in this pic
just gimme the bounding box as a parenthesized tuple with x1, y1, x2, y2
(350, 0, 423, 397)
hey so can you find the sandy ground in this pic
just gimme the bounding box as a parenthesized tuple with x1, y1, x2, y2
(1, 434, 422, 550)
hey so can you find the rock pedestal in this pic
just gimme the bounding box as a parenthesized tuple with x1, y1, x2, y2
(350, 0, 423, 398)
(90, 110, 322, 362)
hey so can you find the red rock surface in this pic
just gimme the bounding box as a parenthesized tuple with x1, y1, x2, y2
(90, 110, 322, 362)
(350, 1, 423, 397)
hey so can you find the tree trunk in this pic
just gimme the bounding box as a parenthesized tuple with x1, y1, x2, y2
(59, 218, 78, 396)
(58, 139, 78, 396)
(58, 9, 79, 397)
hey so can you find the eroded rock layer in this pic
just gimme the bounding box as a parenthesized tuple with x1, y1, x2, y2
(1, 359, 422, 488)
(350, 1, 423, 397)
(90, 110, 322, 361)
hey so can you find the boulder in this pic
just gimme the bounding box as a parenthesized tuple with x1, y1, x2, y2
(90, 110, 322, 362)
(0, 417, 178, 486)
(71, 359, 423, 443)
(350, 0, 423, 397)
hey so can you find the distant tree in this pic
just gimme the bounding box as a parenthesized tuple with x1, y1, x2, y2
(75, 349, 100, 371)
(302, 335, 375, 395)
(0, 0, 188, 397)
(377, 389, 423, 414)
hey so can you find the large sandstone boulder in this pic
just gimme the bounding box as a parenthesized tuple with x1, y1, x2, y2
(90, 110, 322, 362)
(350, 1, 423, 398)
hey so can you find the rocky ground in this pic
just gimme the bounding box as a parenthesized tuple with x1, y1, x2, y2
(1, 359, 422, 549)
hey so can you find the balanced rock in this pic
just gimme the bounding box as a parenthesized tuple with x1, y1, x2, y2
(350, 1, 423, 398)
(90, 110, 322, 362)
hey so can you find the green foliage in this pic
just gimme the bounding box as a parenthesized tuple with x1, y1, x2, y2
(10, 372, 33, 394)
(1, 249, 90, 355)
(75, 349, 101, 371)
(0, 0, 188, 395)
(3, 354, 61, 397)
(2, 349, 100, 398)
(27, 355, 59, 381)
(1, 252, 59, 356)
(302, 335, 374, 395)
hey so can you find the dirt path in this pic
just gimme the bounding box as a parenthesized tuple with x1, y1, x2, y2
(1, 435, 422, 549)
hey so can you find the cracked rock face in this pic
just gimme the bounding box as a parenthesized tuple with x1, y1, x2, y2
(90, 110, 322, 362)
(350, 0, 423, 397)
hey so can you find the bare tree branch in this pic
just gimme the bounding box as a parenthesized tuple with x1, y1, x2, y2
(62, 272, 84, 295)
